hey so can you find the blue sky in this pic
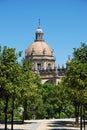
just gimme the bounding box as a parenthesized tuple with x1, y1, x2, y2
(0, 0, 87, 67)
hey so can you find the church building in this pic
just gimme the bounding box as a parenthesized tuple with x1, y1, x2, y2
(25, 22, 66, 84)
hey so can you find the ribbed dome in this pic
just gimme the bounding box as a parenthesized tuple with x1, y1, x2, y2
(26, 41, 53, 56)
(26, 24, 54, 57)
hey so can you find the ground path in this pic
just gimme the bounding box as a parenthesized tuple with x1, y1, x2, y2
(0, 118, 87, 130)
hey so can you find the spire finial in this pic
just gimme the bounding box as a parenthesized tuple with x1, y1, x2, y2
(35, 19, 44, 41)
(38, 18, 40, 27)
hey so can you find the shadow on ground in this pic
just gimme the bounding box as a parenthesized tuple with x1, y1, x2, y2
(0, 121, 37, 130)
(0, 129, 23, 130)
(47, 120, 78, 130)
(0, 120, 37, 124)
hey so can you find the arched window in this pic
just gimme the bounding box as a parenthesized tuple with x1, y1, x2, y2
(48, 63, 51, 70)
(37, 63, 41, 70)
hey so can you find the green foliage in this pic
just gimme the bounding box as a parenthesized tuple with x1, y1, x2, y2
(1, 43, 87, 122)
(0, 46, 23, 125)
(62, 43, 87, 124)
(65, 43, 87, 104)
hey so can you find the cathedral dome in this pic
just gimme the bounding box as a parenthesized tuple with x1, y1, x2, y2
(26, 23, 54, 57)
(26, 41, 53, 56)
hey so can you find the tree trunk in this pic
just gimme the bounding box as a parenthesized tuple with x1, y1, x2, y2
(83, 106, 85, 130)
(4, 96, 8, 130)
(80, 104, 83, 130)
(58, 105, 62, 119)
(75, 103, 79, 126)
(11, 96, 15, 130)
(22, 98, 27, 124)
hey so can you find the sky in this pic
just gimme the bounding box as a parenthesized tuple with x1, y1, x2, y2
(0, 0, 87, 67)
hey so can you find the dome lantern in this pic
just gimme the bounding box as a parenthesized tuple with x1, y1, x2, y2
(26, 21, 54, 57)
(35, 19, 44, 41)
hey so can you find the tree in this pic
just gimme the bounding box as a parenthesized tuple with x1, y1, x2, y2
(0, 46, 22, 130)
(20, 59, 42, 121)
(62, 43, 87, 126)
(41, 83, 68, 119)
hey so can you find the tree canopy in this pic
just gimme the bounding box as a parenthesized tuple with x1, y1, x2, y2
(0, 43, 87, 129)
(62, 43, 87, 125)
